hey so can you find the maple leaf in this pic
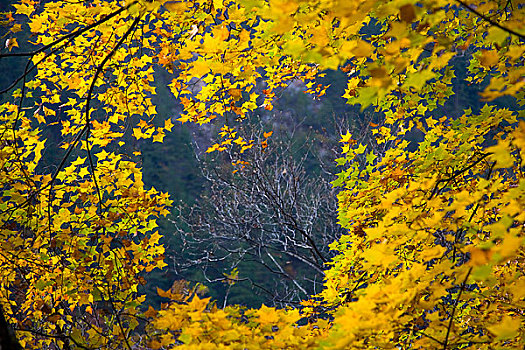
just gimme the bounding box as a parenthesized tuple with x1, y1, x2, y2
(153, 132, 165, 143)
(487, 316, 521, 340)
(263, 131, 273, 138)
(340, 131, 353, 143)
(256, 304, 280, 325)
(5, 38, 18, 51)
(164, 118, 174, 132)
(480, 50, 499, 67)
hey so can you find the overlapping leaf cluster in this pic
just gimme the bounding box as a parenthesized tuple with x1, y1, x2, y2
(0, 0, 524, 348)
(146, 285, 325, 349)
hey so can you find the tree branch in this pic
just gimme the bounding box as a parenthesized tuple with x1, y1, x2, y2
(455, 0, 525, 39)
(0, 2, 138, 58)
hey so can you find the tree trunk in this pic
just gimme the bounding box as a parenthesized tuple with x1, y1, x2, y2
(0, 305, 22, 350)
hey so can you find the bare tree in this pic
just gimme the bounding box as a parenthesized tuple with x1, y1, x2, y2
(169, 121, 345, 307)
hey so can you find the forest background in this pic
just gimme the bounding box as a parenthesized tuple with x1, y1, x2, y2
(0, 0, 524, 348)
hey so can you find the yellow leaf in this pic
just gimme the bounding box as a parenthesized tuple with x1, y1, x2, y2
(487, 316, 521, 340)
(206, 143, 219, 153)
(164, 118, 174, 132)
(229, 88, 242, 101)
(95, 150, 109, 160)
(468, 247, 492, 266)
(153, 132, 165, 143)
(480, 50, 499, 67)
(144, 305, 157, 318)
(11, 24, 22, 33)
(493, 234, 523, 260)
(340, 131, 353, 143)
(156, 260, 168, 270)
(43, 106, 55, 116)
(403, 69, 435, 89)
(191, 59, 210, 77)
(510, 278, 525, 301)
(13, 2, 34, 16)
(354, 143, 366, 154)
(133, 127, 144, 140)
(487, 139, 514, 168)
(212, 25, 229, 41)
(77, 167, 89, 178)
(35, 112, 46, 124)
(223, 267, 239, 285)
(419, 245, 446, 260)
(108, 113, 119, 124)
(164, 1, 187, 13)
(352, 40, 373, 57)
(187, 295, 209, 312)
(256, 304, 280, 324)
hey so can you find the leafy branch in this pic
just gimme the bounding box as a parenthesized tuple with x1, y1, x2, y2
(455, 0, 525, 40)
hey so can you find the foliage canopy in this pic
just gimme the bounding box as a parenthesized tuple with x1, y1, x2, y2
(0, 0, 524, 348)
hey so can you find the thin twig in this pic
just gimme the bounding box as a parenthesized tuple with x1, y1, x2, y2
(83, 15, 142, 213)
(0, 2, 138, 58)
(442, 267, 472, 349)
(455, 0, 524, 39)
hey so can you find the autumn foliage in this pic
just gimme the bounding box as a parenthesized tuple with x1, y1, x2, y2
(0, 0, 524, 348)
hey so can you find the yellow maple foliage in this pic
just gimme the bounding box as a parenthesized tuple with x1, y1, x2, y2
(0, 0, 524, 348)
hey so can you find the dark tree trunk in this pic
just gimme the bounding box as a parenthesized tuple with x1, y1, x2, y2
(0, 305, 22, 350)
